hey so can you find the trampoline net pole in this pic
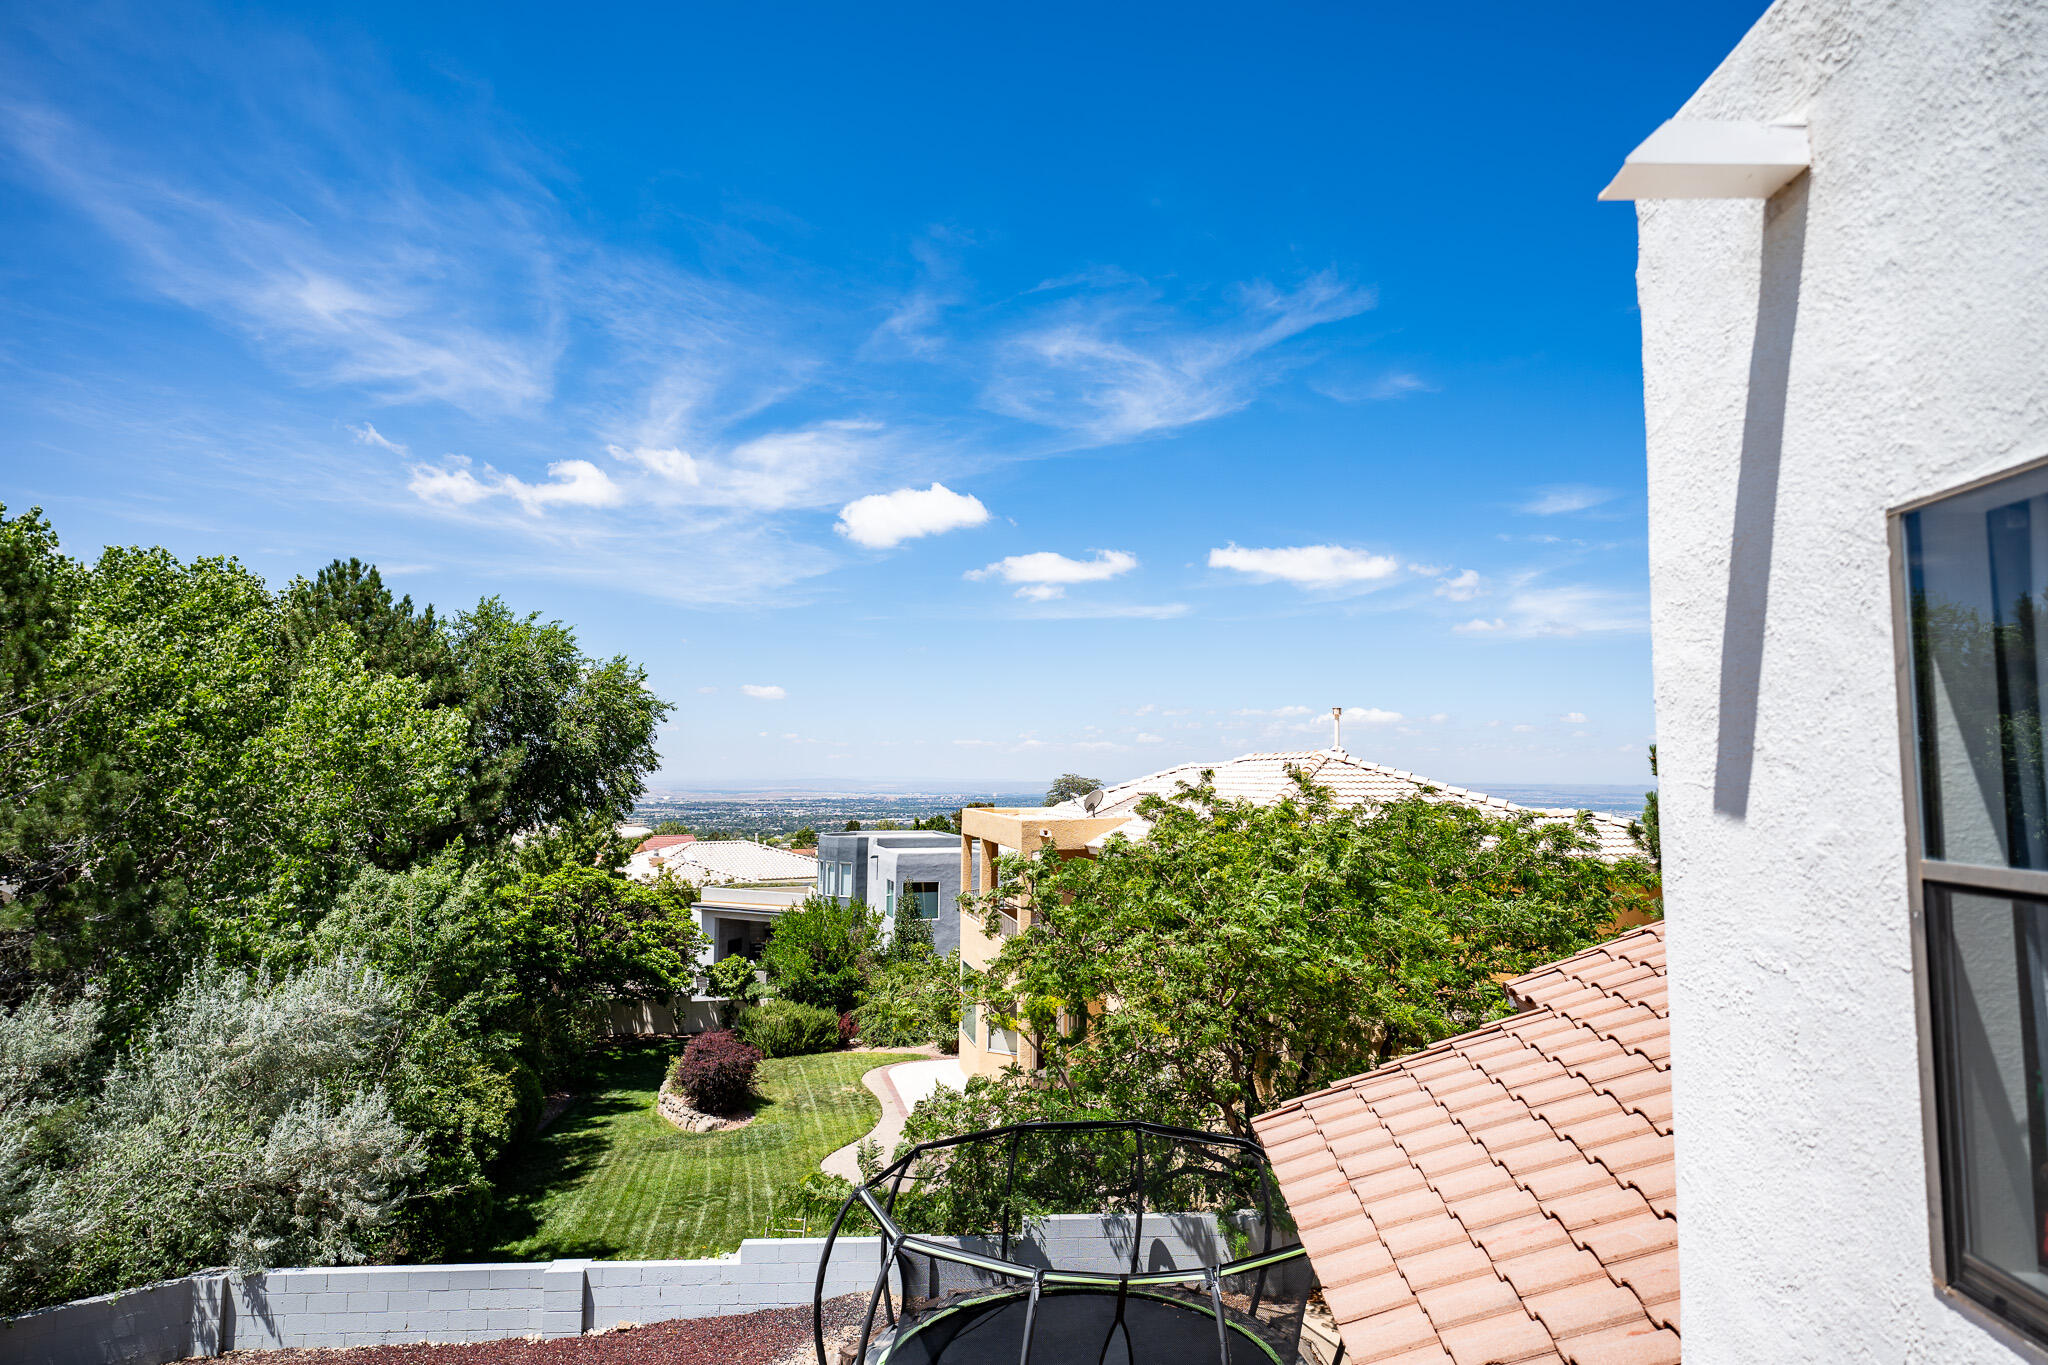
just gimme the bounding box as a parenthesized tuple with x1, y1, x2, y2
(1205, 1266, 1230, 1365)
(1129, 1129, 1145, 1274)
(999, 1128, 1020, 1263)
(814, 1188, 861, 1365)
(1016, 1266, 1044, 1365)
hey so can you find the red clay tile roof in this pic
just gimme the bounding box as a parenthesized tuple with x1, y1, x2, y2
(1251, 921, 1674, 1365)
(635, 834, 696, 854)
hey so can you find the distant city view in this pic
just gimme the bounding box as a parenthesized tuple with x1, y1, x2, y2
(635, 779, 1651, 839)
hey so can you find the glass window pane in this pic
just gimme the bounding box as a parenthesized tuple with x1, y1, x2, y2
(1933, 886, 2048, 1297)
(1906, 465, 2048, 866)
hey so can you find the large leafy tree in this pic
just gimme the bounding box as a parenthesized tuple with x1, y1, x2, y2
(281, 559, 463, 709)
(0, 522, 469, 1002)
(445, 597, 670, 846)
(758, 894, 880, 1014)
(1042, 773, 1103, 807)
(285, 563, 671, 856)
(966, 772, 1660, 1137)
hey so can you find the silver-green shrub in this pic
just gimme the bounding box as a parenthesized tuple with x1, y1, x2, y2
(0, 958, 423, 1313)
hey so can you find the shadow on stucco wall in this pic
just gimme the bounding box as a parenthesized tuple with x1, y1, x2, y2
(1714, 173, 1810, 819)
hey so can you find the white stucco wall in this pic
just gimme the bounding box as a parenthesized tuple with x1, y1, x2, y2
(1634, 0, 2048, 1360)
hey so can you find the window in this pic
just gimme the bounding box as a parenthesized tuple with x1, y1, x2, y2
(961, 1002, 977, 1045)
(905, 881, 940, 919)
(1901, 460, 2048, 1341)
(885, 879, 895, 915)
(989, 1025, 1018, 1055)
(840, 861, 854, 898)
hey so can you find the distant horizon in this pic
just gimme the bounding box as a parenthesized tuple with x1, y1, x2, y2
(645, 775, 1657, 797)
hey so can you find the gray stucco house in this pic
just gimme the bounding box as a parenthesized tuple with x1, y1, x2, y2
(814, 829, 964, 955)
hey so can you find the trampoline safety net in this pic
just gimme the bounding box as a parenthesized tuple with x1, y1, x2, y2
(813, 1120, 1324, 1365)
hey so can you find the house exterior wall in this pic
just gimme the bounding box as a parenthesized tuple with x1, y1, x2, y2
(873, 842, 963, 955)
(954, 808, 1124, 1079)
(1633, 1, 2048, 1360)
(815, 831, 964, 954)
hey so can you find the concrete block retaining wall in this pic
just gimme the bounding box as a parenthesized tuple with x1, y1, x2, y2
(1, 1215, 1232, 1365)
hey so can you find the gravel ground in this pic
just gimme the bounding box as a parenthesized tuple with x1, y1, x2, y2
(200, 1295, 871, 1365)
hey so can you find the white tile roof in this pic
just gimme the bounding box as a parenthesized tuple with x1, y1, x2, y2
(1048, 749, 1645, 860)
(623, 839, 819, 887)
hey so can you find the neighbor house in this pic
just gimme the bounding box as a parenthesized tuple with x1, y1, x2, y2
(623, 837, 816, 889)
(956, 748, 1646, 1078)
(1600, 0, 2048, 1358)
(814, 828, 965, 954)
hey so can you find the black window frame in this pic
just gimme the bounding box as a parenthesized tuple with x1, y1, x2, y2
(1895, 455, 2048, 1353)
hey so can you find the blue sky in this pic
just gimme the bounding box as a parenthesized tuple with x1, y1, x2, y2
(0, 1, 1763, 789)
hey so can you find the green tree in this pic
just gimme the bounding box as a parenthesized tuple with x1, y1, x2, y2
(1042, 774, 1103, 807)
(967, 771, 1659, 1137)
(0, 527, 467, 1001)
(787, 826, 818, 847)
(758, 895, 879, 1014)
(650, 819, 692, 837)
(281, 559, 463, 709)
(494, 864, 705, 1006)
(444, 597, 671, 847)
(1631, 744, 1661, 868)
(706, 952, 763, 1028)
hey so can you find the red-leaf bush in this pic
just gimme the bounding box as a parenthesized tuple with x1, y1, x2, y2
(672, 1030, 762, 1115)
(838, 1012, 858, 1045)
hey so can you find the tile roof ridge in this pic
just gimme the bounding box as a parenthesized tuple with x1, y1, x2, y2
(1506, 921, 1667, 993)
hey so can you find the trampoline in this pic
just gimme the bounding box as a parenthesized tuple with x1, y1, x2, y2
(812, 1120, 1327, 1365)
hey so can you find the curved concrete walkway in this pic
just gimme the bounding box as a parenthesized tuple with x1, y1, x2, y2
(821, 1057, 965, 1182)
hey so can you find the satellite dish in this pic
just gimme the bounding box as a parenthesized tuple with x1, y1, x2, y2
(1082, 787, 1106, 813)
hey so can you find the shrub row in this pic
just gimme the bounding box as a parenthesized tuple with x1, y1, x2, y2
(735, 999, 844, 1058)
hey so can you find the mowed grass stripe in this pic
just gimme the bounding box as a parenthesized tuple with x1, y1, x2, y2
(480, 1043, 917, 1262)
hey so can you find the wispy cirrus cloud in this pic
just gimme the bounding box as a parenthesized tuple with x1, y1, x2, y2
(1451, 584, 1646, 638)
(984, 271, 1372, 443)
(1518, 485, 1617, 516)
(0, 10, 1395, 612)
(1434, 568, 1484, 601)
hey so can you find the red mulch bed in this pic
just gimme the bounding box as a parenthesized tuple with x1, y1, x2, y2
(205, 1295, 869, 1365)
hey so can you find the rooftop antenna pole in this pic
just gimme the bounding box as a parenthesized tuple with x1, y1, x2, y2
(1332, 706, 1343, 752)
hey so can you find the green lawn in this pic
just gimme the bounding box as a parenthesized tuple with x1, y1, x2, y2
(477, 1042, 917, 1261)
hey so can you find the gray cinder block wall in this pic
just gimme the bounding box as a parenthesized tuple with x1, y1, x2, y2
(1, 1215, 1235, 1365)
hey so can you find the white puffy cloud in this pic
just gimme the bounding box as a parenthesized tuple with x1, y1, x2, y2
(741, 684, 787, 700)
(1561, 711, 1588, 723)
(967, 549, 1138, 599)
(1512, 724, 1536, 733)
(1345, 707, 1403, 725)
(1454, 617, 1507, 634)
(1135, 732, 1165, 744)
(835, 482, 991, 549)
(1207, 543, 1400, 589)
(1434, 569, 1484, 601)
(696, 685, 718, 694)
